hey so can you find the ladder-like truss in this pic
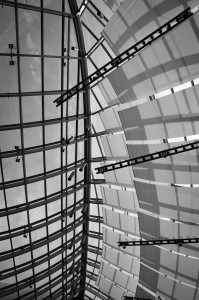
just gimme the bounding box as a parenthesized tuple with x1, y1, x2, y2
(95, 140, 199, 174)
(118, 237, 199, 248)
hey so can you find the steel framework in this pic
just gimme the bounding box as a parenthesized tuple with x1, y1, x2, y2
(53, 7, 193, 106)
(95, 140, 199, 174)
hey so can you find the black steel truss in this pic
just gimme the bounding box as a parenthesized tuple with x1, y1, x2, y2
(95, 140, 199, 174)
(53, 7, 193, 106)
(118, 238, 199, 248)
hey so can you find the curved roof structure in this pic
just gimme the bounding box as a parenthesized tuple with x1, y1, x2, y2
(1, 0, 199, 299)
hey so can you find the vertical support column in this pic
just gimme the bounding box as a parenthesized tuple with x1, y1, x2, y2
(68, 1, 92, 299)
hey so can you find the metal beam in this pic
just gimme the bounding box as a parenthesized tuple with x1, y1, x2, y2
(53, 7, 193, 106)
(90, 179, 106, 185)
(0, 90, 65, 98)
(91, 156, 107, 162)
(0, 114, 86, 131)
(124, 297, 154, 300)
(0, 130, 100, 159)
(0, 52, 81, 60)
(0, 181, 87, 218)
(89, 198, 103, 205)
(118, 238, 199, 248)
(0, 160, 84, 190)
(89, 215, 103, 223)
(95, 140, 199, 174)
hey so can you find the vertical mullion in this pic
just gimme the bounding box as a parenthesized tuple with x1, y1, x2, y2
(72, 53, 81, 295)
(60, 0, 65, 297)
(65, 14, 70, 295)
(14, 0, 37, 297)
(0, 155, 20, 298)
(40, 0, 52, 297)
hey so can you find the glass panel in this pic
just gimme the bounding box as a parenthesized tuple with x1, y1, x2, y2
(2, 157, 24, 181)
(22, 96, 42, 122)
(43, 0, 62, 11)
(44, 58, 61, 91)
(6, 185, 26, 207)
(20, 57, 41, 92)
(25, 152, 43, 177)
(24, 127, 43, 148)
(18, 9, 41, 55)
(0, 98, 19, 126)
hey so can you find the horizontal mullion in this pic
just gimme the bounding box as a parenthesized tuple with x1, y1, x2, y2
(0, 183, 86, 217)
(0, 52, 81, 60)
(0, 260, 68, 297)
(0, 202, 85, 240)
(1, 232, 84, 280)
(0, 217, 85, 262)
(0, 90, 65, 98)
(0, 0, 73, 17)
(0, 159, 84, 190)
(0, 132, 98, 159)
(0, 114, 86, 131)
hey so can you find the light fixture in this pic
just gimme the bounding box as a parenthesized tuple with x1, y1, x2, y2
(71, 46, 79, 51)
(66, 136, 74, 144)
(79, 162, 87, 172)
(68, 171, 75, 181)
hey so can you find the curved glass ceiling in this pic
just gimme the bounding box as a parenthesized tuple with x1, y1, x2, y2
(1, 0, 199, 300)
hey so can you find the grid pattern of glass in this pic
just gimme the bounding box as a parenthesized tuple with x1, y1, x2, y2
(2, 0, 199, 300)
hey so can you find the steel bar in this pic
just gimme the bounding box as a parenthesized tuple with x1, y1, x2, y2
(118, 238, 199, 248)
(0, 114, 86, 131)
(124, 297, 154, 300)
(0, 160, 84, 190)
(14, 1, 37, 295)
(0, 130, 103, 159)
(90, 179, 106, 184)
(0, 233, 83, 280)
(68, 1, 92, 299)
(89, 215, 103, 223)
(53, 7, 193, 106)
(0, 52, 81, 59)
(0, 181, 87, 218)
(0, 90, 65, 98)
(95, 140, 199, 174)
